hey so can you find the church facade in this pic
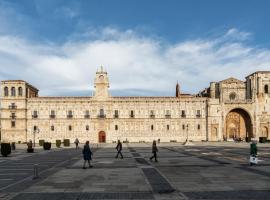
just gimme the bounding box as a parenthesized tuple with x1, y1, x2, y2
(0, 68, 269, 143)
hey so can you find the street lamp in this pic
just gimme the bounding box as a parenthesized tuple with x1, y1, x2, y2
(33, 127, 40, 147)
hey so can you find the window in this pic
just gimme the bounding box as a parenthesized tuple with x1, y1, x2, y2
(130, 110, 134, 118)
(11, 113, 16, 119)
(33, 125, 37, 131)
(99, 109, 105, 118)
(150, 110, 155, 118)
(165, 110, 171, 118)
(85, 110, 90, 118)
(11, 87, 16, 96)
(182, 124, 185, 130)
(151, 125, 154, 131)
(197, 124, 201, 130)
(229, 92, 236, 100)
(265, 85, 269, 94)
(181, 110, 186, 118)
(50, 110, 55, 118)
(51, 125, 54, 131)
(114, 110, 119, 118)
(67, 110, 73, 118)
(11, 121, 16, 128)
(18, 87, 23, 96)
(69, 125, 72, 131)
(167, 125, 170, 130)
(86, 125, 89, 131)
(4, 87, 8, 96)
(115, 125, 118, 131)
(32, 110, 38, 118)
(196, 110, 201, 118)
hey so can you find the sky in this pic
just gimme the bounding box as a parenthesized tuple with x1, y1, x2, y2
(0, 0, 270, 96)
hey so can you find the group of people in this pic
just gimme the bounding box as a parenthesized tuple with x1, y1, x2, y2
(80, 140, 159, 169)
(77, 138, 259, 169)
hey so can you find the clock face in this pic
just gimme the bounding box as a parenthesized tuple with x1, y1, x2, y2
(99, 75, 104, 81)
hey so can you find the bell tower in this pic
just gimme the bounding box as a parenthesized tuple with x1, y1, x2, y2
(93, 66, 110, 99)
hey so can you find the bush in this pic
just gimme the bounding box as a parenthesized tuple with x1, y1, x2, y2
(11, 142, 16, 150)
(56, 140, 61, 148)
(1, 143, 11, 157)
(43, 142, 51, 150)
(39, 139, 45, 146)
(27, 148, 34, 153)
(63, 139, 70, 147)
(259, 137, 267, 143)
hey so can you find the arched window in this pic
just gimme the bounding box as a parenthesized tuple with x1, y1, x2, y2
(151, 125, 154, 131)
(86, 125, 89, 131)
(4, 87, 8, 96)
(18, 87, 23, 96)
(11, 87, 16, 96)
(115, 125, 118, 131)
(229, 92, 236, 101)
(265, 85, 269, 94)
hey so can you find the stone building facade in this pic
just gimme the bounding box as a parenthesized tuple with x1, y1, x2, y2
(0, 68, 269, 143)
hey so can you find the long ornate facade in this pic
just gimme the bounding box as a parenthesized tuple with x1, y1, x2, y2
(0, 68, 269, 143)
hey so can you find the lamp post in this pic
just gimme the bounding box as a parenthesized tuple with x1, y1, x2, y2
(33, 127, 40, 147)
(186, 124, 189, 142)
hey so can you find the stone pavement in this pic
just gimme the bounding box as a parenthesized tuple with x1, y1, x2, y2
(0, 142, 270, 199)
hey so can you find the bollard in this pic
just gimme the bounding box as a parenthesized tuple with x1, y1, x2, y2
(33, 164, 39, 179)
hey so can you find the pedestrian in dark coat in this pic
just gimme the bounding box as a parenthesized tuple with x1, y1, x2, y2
(150, 140, 158, 162)
(250, 140, 258, 166)
(74, 138, 79, 149)
(82, 141, 93, 169)
(115, 140, 123, 159)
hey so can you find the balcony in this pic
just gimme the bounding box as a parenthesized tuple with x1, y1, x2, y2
(10, 115, 16, 119)
(98, 114, 106, 118)
(196, 114, 201, 118)
(224, 99, 253, 104)
(32, 115, 38, 119)
(114, 114, 119, 118)
(67, 115, 73, 119)
(181, 114, 186, 118)
(130, 114, 135, 118)
(50, 115, 56, 119)
(165, 114, 171, 119)
(84, 114, 90, 119)
(9, 105, 17, 109)
(150, 114, 155, 118)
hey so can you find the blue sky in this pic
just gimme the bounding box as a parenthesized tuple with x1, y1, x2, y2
(0, 0, 270, 96)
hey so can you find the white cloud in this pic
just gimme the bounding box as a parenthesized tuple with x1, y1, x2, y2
(0, 27, 269, 96)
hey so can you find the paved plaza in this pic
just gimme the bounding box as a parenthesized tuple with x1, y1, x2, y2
(0, 142, 270, 200)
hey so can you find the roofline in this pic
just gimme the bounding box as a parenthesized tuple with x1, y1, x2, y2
(245, 71, 270, 78)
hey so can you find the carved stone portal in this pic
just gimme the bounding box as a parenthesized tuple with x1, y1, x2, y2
(225, 108, 253, 141)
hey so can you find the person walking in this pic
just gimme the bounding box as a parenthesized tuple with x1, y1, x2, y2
(74, 138, 79, 149)
(250, 140, 258, 166)
(150, 140, 158, 162)
(82, 141, 93, 169)
(115, 140, 123, 159)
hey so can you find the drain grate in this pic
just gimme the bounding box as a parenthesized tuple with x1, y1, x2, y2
(132, 153, 141, 157)
(135, 158, 150, 165)
(12, 192, 154, 200)
(142, 168, 175, 194)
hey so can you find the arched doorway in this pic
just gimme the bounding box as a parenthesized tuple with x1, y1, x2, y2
(98, 131, 106, 143)
(225, 108, 253, 142)
(261, 127, 268, 138)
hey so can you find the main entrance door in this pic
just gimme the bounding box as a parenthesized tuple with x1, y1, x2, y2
(98, 131, 106, 143)
(225, 108, 253, 142)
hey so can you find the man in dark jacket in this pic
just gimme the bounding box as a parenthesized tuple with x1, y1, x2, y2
(150, 140, 158, 162)
(82, 141, 93, 169)
(250, 140, 258, 166)
(115, 140, 123, 159)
